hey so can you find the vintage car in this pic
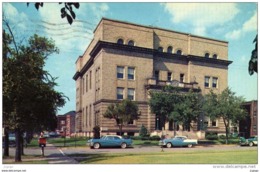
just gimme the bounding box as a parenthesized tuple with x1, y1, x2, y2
(240, 136, 258, 146)
(159, 136, 198, 148)
(87, 135, 132, 149)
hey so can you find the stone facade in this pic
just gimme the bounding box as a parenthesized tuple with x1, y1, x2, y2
(73, 18, 232, 136)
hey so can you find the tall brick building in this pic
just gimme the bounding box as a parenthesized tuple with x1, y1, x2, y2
(73, 18, 232, 136)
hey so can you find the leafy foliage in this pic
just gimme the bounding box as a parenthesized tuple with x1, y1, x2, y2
(248, 35, 257, 75)
(103, 99, 141, 135)
(203, 88, 247, 144)
(3, 21, 67, 161)
(27, 2, 80, 25)
(139, 124, 149, 137)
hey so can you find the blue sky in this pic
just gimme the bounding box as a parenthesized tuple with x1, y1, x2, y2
(2, 2, 258, 115)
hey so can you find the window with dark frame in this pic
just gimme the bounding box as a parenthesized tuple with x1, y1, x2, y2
(205, 53, 210, 58)
(127, 88, 135, 100)
(128, 40, 134, 46)
(213, 54, 218, 59)
(167, 46, 173, 53)
(117, 66, 124, 79)
(176, 50, 182, 55)
(155, 70, 159, 81)
(128, 67, 135, 80)
(211, 120, 217, 127)
(205, 76, 210, 88)
(158, 47, 163, 52)
(117, 38, 124, 44)
(167, 72, 172, 81)
(212, 77, 218, 88)
(180, 73, 184, 83)
(117, 87, 124, 100)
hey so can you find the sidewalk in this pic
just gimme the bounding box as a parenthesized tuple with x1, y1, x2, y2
(2, 143, 79, 164)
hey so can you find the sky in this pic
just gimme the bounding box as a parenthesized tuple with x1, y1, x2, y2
(2, 2, 258, 115)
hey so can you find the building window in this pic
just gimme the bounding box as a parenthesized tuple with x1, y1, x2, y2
(211, 120, 217, 127)
(128, 67, 135, 80)
(155, 70, 159, 81)
(205, 53, 210, 58)
(117, 66, 124, 79)
(128, 119, 134, 125)
(167, 46, 173, 53)
(61, 120, 65, 125)
(158, 47, 163, 52)
(212, 77, 218, 88)
(167, 72, 172, 81)
(86, 74, 88, 92)
(117, 87, 124, 100)
(180, 73, 184, 83)
(128, 40, 134, 46)
(117, 38, 124, 44)
(205, 76, 210, 88)
(213, 54, 218, 59)
(253, 125, 257, 132)
(82, 77, 85, 95)
(89, 71, 92, 90)
(128, 88, 135, 100)
(176, 50, 182, 55)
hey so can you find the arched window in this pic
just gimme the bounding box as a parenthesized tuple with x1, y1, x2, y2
(117, 38, 124, 44)
(205, 53, 210, 58)
(176, 50, 182, 55)
(128, 40, 135, 46)
(167, 46, 173, 53)
(158, 47, 163, 52)
(213, 54, 218, 59)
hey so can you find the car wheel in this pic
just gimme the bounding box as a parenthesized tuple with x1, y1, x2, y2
(166, 142, 172, 148)
(93, 143, 100, 149)
(249, 142, 254, 147)
(121, 142, 127, 149)
(187, 144, 193, 148)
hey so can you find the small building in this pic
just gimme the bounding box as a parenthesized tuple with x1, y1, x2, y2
(57, 111, 76, 137)
(239, 100, 258, 138)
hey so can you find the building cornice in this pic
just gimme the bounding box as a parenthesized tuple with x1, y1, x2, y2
(73, 41, 233, 80)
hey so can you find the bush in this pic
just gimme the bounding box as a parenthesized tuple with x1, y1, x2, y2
(150, 135, 161, 141)
(130, 136, 142, 140)
(206, 133, 218, 140)
(139, 124, 148, 137)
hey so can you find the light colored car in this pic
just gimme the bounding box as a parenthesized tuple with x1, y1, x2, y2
(159, 136, 198, 148)
(87, 135, 132, 149)
(240, 136, 258, 146)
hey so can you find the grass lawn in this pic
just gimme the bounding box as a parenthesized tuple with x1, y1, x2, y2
(69, 149, 257, 164)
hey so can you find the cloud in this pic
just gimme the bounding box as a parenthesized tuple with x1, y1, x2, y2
(161, 3, 239, 36)
(225, 11, 257, 40)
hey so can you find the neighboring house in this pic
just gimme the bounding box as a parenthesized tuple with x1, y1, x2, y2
(239, 100, 258, 138)
(73, 18, 232, 136)
(57, 111, 76, 136)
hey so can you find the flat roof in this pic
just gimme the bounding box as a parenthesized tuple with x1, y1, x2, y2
(94, 17, 228, 44)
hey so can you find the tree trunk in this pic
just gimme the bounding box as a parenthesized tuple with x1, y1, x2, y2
(173, 121, 177, 137)
(223, 119, 229, 144)
(4, 128, 9, 157)
(15, 128, 22, 162)
(119, 124, 123, 136)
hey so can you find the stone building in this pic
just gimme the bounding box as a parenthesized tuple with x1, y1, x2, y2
(239, 100, 258, 138)
(73, 18, 232, 136)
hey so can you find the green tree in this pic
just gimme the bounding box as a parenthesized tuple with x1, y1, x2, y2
(3, 21, 66, 161)
(203, 88, 247, 144)
(248, 35, 257, 75)
(172, 89, 203, 131)
(139, 124, 148, 137)
(103, 99, 141, 136)
(149, 86, 178, 130)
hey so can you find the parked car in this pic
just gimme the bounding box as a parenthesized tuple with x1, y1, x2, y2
(159, 136, 198, 148)
(240, 136, 258, 146)
(87, 135, 132, 149)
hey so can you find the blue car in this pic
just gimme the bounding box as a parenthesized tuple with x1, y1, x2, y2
(159, 136, 198, 148)
(87, 135, 132, 149)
